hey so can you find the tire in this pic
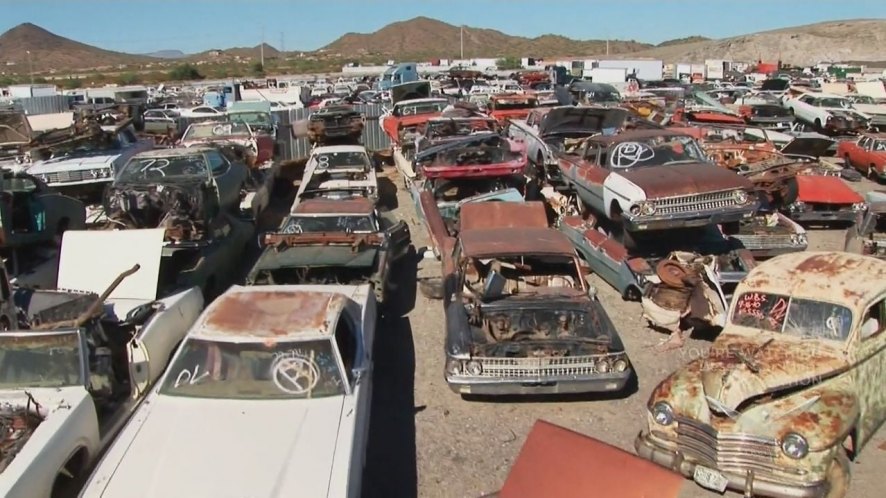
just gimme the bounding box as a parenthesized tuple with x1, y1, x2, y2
(814, 118, 822, 131)
(780, 177, 800, 206)
(0, 317, 10, 331)
(824, 451, 850, 498)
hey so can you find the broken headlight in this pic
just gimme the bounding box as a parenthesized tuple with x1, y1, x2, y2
(732, 190, 750, 205)
(613, 358, 629, 372)
(781, 433, 809, 459)
(90, 168, 112, 179)
(790, 233, 808, 246)
(464, 360, 483, 376)
(852, 202, 867, 212)
(445, 359, 463, 376)
(789, 201, 807, 212)
(629, 201, 656, 216)
(652, 401, 675, 426)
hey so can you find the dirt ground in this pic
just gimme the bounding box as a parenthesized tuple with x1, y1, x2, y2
(360, 167, 886, 498)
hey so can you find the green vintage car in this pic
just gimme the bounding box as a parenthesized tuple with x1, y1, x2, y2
(635, 251, 886, 498)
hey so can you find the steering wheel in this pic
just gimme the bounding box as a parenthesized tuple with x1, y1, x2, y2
(272, 356, 320, 395)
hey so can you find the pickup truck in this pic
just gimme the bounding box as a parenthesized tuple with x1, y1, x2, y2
(0, 227, 203, 498)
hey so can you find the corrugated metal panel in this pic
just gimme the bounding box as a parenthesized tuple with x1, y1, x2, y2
(278, 105, 391, 160)
(14, 95, 72, 115)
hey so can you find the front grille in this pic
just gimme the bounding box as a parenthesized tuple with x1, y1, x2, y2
(676, 417, 781, 475)
(654, 190, 740, 215)
(733, 234, 796, 249)
(46, 170, 88, 184)
(473, 355, 606, 378)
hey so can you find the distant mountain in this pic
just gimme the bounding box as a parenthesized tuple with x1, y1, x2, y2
(0, 22, 156, 71)
(321, 16, 652, 59)
(190, 43, 280, 61)
(657, 36, 711, 47)
(146, 49, 187, 59)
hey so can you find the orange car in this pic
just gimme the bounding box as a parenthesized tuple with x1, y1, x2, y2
(837, 132, 886, 181)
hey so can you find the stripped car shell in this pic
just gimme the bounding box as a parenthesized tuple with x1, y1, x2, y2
(246, 197, 411, 304)
(844, 191, 886, 259)
(486, 94, 539, 124)
(635, 251, 886, 498)
(179, 120, 274, 169)
(442, 202, 632, 396)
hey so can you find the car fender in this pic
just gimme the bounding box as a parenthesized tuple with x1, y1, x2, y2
(603, 172, 646, 215)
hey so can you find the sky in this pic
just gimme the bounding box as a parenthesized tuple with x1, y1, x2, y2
(2, 0, 885, 54)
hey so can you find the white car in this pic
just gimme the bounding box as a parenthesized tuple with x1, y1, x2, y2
(782, 92, 870, 133)
(0, 229, 203, 498)
(178, 106, 226, 118)
(293, 145, 378, 209)
(79, 284, 377, 498)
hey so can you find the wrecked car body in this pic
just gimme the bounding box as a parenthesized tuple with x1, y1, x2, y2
(738, 103, 795, 131)
(413, 133, 527, 181)
(179, 120, 274, 169)
(379, 81, 449, 145)
(0, 230, 203, 498)
(247, 197, 410, 304)
(299, 104, 364, 146)
(442, 202, 632, 396)
(635, 251, 886, 498)
(0, 109, 34, 170)
(293, 145, 378, 209)
(486, 94, 538, 124)
(557, 129, 758, 232)
(730, 211, 808, 259)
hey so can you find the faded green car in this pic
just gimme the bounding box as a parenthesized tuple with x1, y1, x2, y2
(635, 251, 886, 498)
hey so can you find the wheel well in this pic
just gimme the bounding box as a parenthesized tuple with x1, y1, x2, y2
(610, 200, 622, 217)
(51, 446, 89, 498)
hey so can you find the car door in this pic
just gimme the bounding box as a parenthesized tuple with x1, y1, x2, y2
(846, 138, 865, 168)
(206, 149, 243, 212)
(381, 212, 411, 260)
(31, 174, 86, 234)
(854, 296, 886, 449)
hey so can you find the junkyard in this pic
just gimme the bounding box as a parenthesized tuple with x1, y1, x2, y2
(3, 7, 886, 498)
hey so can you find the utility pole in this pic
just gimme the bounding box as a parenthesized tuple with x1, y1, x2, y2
(606, 39, 610, 56)
(260, 26, 265, 69)
(280, 32, 285, 53)
(26, 50, 33, 84)
(460, 26, 464, 60)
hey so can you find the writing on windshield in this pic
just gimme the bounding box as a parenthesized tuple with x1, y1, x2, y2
(118, 155, 208, 182)
(282, 215, 375, 234)
(184, 122, 250, 140)
(604, 136, 704, 169)
(731, 292, 853, 341)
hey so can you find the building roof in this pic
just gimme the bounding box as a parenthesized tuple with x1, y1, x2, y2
(192, 285, 348, 340)
(291, 197, 375, 215)
(460, 227, 576, 258)
(739, 251, 886, 310)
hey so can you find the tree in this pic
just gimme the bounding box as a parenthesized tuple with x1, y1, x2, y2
(168, 63, 203, 81)
(251, 61, 265, 77)
(496, 56, 522, 71)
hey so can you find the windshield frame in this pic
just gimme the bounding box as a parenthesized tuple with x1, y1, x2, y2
(158, 337, 351, 400)
(729, 291, 856, 343)
(0, 330, 88, 389)
(117, 153, 210, 183)
(281, 213, 378, 234)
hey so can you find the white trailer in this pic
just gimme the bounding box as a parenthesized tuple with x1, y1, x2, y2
(705, 59, 728, 80)
(597, 59, 663, 81)
(583, 67, 628, 84)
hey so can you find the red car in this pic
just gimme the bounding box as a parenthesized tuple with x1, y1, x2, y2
(487, 94, 538, 124)
(837, 133, 886, 181)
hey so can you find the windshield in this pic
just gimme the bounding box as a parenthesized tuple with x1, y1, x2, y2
(852, 96, 875, 104)
(313, 151, 370, 170)
(183, 122, 250, 140)
(396, 101, 447, 116)
(0, 332, 83, 388)
(229, 112, 271, 126)
(604, 135, 705, 169)
(731, 292, 853, 341)
(159, 338, 346, 399)
(118, 155, 208, 182)
(814, 98, 851, 108)
(872, 139, 886, 152)
(281, 215, 376, 233)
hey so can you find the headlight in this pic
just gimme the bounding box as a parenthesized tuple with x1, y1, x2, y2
(732, 190, 749, 205)
(790, 233, 808, 246)
(790, 201, 806, 211)
(852, 202, 867, 212)
(629, 201, 656, 216)
(39, 174, 49, 183)
(781, 433, 809, 459)
(464, 360, 482, 376)
(445, 359, 463, 376)
(596, 359, 610, 373)
(652, 401, 675, 426)
(613, 358, 629, 372)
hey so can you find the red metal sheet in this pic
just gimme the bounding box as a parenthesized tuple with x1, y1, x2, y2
(460, 201, 549, 231)
(795, 175, 864, 204)
(500, 420, 686, 498)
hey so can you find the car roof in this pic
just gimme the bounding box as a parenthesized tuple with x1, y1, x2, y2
(190, 285, 349, 341)
(738, 251, 886, 310)
(460, 227, 576, 258)
(291, 197, 375, 215)
(311, 145, 367, 154)
(132, 147, 212, 158)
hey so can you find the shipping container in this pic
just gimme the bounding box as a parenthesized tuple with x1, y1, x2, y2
(7, 84, 58, 98)
(597, 59, 663, 81)
(582, 67, 627, 84)
(704, 59, 728, 80)
(675, 63, 693, 81)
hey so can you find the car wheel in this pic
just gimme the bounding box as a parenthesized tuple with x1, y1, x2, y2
(814, 118, 822, 131)
(823, 451, 850, 498)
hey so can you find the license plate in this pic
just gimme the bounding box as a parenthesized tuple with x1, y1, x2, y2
(693, 465, 728, 492)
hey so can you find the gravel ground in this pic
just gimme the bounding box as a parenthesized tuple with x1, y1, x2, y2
(361, 167, 886, 498)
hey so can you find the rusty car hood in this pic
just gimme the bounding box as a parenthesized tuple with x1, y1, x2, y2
(795, 175, 864, 205)
(700, 333, 850, 411)
(616, 162, 752, 199)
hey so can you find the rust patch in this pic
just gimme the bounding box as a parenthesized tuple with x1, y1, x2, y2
(460, 201, 549, 231)
(292, 197, 374, 215)
(460, 227, 575, 258)
(264, 232, 383, 249)
(201, 290, 343, 338)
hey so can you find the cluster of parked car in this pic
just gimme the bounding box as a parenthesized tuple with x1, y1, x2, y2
(0, 69, 884, 498)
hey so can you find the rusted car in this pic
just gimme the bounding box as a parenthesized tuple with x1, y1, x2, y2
(486, 94, 538, 124)
(304, 104, 364, 146)
(557, 129, 758, 233)
(179, 120, 274, 168)
(379, 81, 449, 145)
(731, 211, 808, 259)
(738, 103, 795, 131)
(247, 197, 411, 304)
(441, 202, 632, 396)
(635, 251, 886, 498)
(845, 190, 886, 259)
(837, 132, 886, 181)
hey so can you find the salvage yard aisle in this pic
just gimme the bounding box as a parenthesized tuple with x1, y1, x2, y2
(361, 166, 886, 498)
